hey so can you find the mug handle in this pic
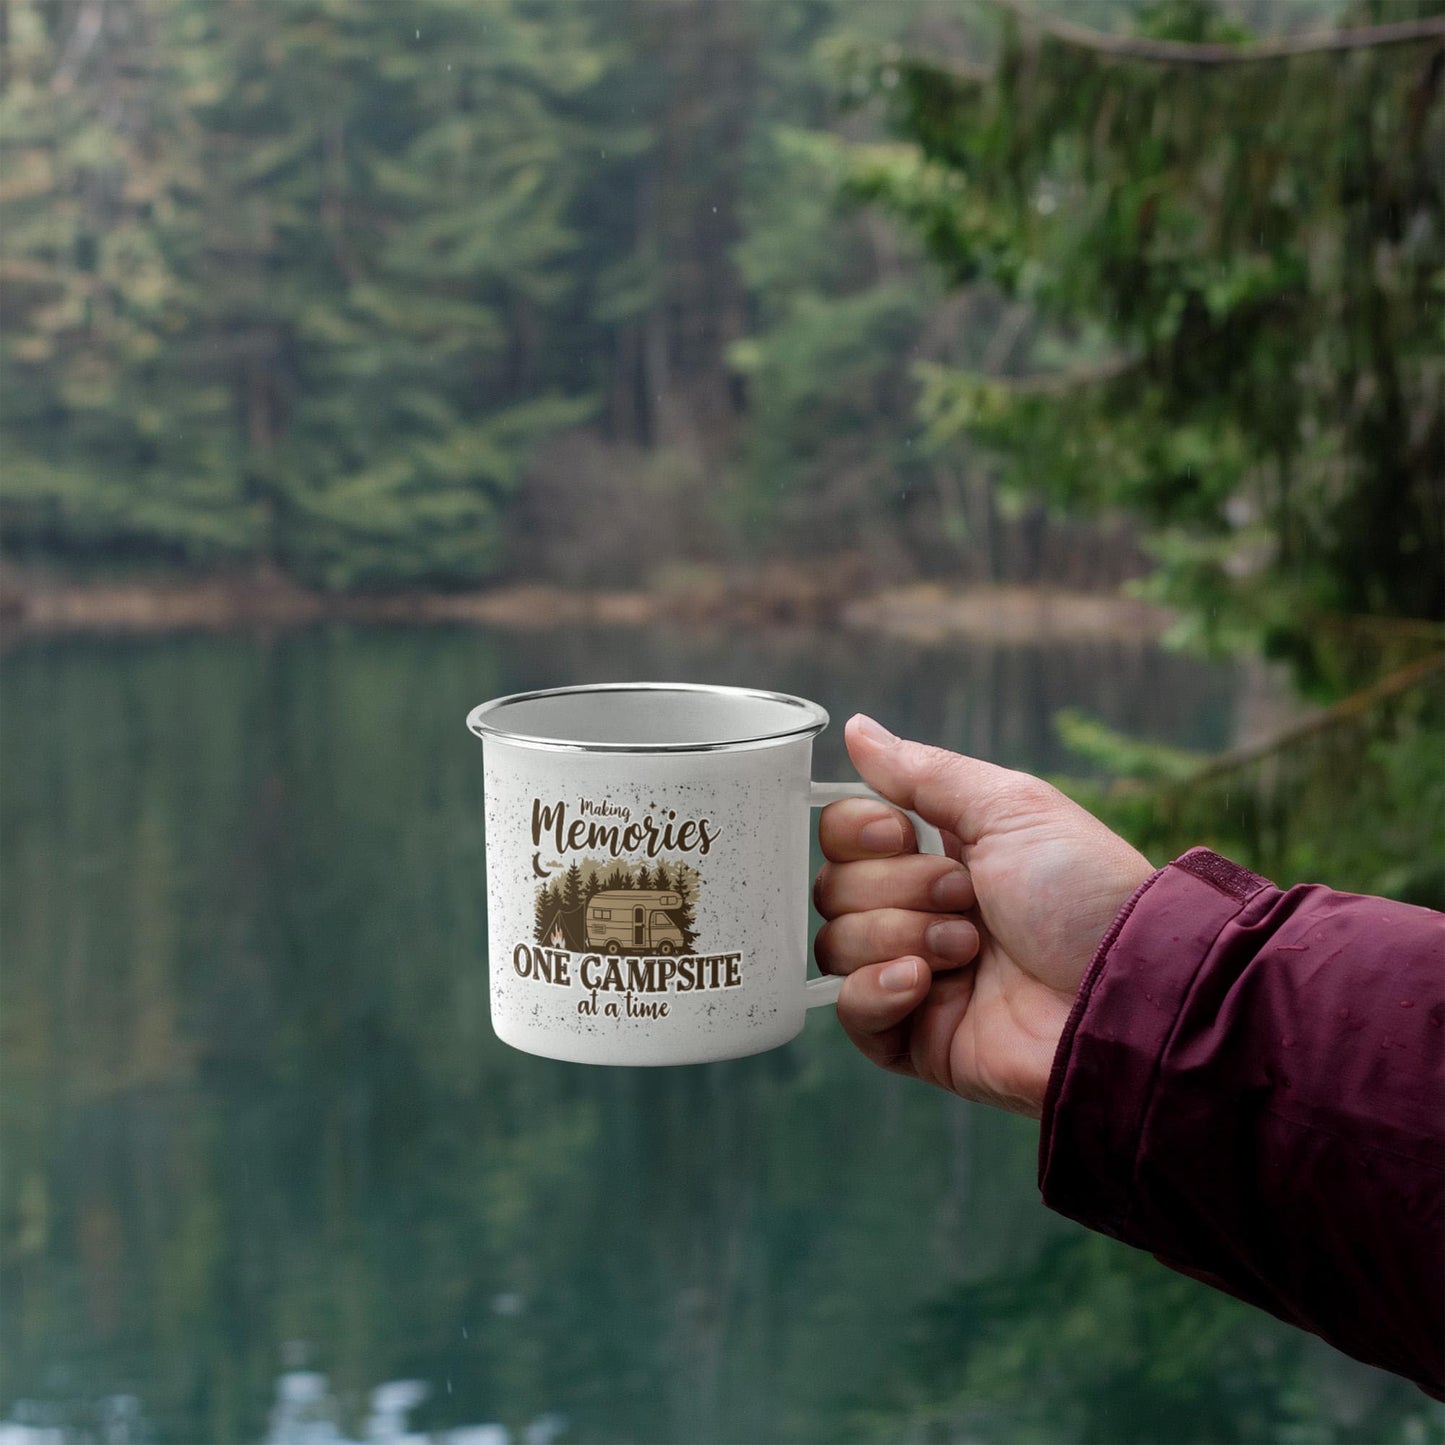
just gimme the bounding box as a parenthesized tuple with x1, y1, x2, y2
(804, 782, 948, 1011)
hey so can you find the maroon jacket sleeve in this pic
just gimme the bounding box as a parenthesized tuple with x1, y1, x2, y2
(1039, 847, 1445, 1398)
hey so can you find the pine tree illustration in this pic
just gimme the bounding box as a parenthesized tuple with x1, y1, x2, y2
(561, 860, 583, 911)
(560, 861, 584, 947)
(636, 863, 655, 890)
(668, 862, 699, 951)
(535, 878, 563, 946)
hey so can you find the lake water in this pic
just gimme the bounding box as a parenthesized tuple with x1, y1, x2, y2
(2, 624, 1438, 1445)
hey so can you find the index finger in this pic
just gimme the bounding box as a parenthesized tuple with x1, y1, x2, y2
(818, 797, 918, 863)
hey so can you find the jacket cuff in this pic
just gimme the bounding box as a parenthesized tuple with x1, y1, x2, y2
(1037, 847, 1272, 1237)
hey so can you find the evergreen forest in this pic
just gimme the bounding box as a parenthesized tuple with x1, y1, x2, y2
(5, 0, 1436, 610)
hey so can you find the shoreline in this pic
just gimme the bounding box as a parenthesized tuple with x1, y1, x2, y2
(0, 570, 1176, 646)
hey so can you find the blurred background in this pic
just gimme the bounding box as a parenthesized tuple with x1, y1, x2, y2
(1, 0, 1442, 1441)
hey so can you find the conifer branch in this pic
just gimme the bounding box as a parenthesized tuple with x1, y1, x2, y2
(1175, 651, 1445, 788)
(979, 355, 1136, 396)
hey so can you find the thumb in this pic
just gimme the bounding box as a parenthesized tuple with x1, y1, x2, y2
(844, 714, 1026, 846)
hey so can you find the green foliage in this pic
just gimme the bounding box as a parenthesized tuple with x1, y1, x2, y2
(4, 0, 1440, 604)
(192, 0, 606, 589)
(856, 0, 1445, 657)
(853, 0, 1445, 916)
(0, 0, 264, 565)
(1053, 707, 1203, 782)
(728, 275, 931, 538)
(1060, 645, 1445, 906)
(729, 98, 937, 544)
(1, 0, 961, 585)
(2, 0, 608, 589)
(854, 1230, 1445, 1444)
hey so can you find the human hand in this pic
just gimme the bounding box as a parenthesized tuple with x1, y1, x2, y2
(814, 715, 1154, 1116)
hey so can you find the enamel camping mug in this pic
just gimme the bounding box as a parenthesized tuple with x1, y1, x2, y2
(467, 683, 944, 1065)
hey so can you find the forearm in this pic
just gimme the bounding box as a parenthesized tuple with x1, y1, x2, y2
(1039, 849, 1445, 1397)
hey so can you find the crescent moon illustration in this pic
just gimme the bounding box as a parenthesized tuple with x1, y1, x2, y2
(532, 852, 553, 878)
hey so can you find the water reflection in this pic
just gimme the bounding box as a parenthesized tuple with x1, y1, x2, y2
(260, 1369, 556, 1445)
(1, 1371, 559, 1444)
(1, 626, 1437, 1443)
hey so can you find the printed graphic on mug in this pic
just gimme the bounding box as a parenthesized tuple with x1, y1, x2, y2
(532, 858, 701, 954)
(510, 793, 746, 1022)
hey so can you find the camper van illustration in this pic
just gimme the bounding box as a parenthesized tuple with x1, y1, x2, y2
(533, 857, 700, 954)
(585, 889, 687, 955)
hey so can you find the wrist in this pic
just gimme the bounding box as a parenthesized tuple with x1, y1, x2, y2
(1037, 861, 1167, 1128)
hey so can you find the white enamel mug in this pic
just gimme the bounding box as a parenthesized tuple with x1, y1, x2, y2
(467, 682, 944, 1066)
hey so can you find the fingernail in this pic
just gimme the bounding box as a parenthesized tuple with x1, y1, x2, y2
(927, 919, 977, 962)
(879, 958, 922, 992)
(850, 714, 898, 747)
(860, 817, 905, 853)
(930, 869, 973, 911)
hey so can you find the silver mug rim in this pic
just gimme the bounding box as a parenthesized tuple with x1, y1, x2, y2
(466, 681, 829, 754)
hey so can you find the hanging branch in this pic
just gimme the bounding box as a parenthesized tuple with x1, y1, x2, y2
(935, 355, 1137, 397)
(993, 0, 1445, 66)
(1005, 355, 1137, 395)
(1172, 651, 1445, 790)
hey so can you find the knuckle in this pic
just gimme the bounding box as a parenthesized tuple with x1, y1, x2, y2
(991, 768, 1062, 820)
(912, 742, 964, 791)
(864, 907, 908, 957)
(813, 918, 840, 971)
(913, 742, 957, 777)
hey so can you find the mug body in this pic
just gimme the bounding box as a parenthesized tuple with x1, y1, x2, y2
(472, 685, 827, 1065)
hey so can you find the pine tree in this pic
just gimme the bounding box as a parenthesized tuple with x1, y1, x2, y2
(181, 0, 605, 590)
(854, 0, 1445, 660)
(727, 0, 944, 556)
(1, 0, 612, 589)
(0, 0, 261, 567)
